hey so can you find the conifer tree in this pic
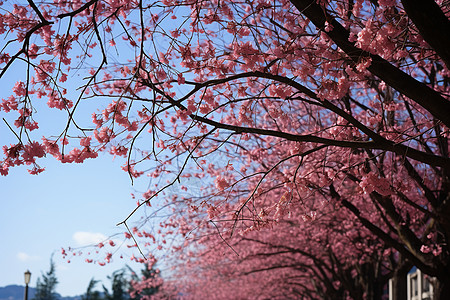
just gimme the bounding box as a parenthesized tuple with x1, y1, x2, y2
(32, 257, 58, 300)
(103, 270, 130, 300)
(82, 278, 103, 300)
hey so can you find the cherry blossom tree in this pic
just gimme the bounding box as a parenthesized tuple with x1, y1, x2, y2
(1, 0, 449, 298)
(164, 203, 393, 299)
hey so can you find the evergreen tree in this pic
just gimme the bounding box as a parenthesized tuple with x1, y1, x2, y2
(82, 278, 103, 300)
(128, 263, 163, 299)
(103, 270, 130, 300)
(32, 257, 58, 300)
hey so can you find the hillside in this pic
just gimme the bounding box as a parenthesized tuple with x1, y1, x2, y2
(0, 285, 81, 300)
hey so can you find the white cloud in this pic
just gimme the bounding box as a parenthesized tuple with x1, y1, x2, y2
(17, 252, 40, 262)
(72, 231, 108, 246)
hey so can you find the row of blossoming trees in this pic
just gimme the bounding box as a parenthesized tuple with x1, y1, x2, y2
(1, 0, 449, 299)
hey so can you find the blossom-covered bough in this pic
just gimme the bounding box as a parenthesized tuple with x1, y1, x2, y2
(1, 0, 449, 298)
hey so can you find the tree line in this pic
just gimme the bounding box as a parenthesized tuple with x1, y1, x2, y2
(32, 258, 162, 300)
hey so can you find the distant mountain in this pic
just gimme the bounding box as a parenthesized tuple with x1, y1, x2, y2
(0, 285, 35, 300)
(0, 285, 81, 300)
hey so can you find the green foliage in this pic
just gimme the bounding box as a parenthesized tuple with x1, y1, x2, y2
(81, 278, 103, 300)
(128, 263, 162, 299)
(32, 257, 58, 300)
(103, 270, 130, 300)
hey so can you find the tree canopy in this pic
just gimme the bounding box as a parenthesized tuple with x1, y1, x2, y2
(1, 0, 449, 299)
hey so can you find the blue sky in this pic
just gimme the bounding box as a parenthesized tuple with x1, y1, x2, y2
(0, 56, 156, 294)
(0, 57, 172, 296)
(0, 152, 152, 296)
(0, 43, 152, 295)
(0, 3, 187, 296)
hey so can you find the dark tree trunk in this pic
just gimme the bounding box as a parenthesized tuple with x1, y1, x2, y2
(400, 0, 450, 70)
(363, 267, 384, 300)
(435, 275, 450, 300)
(390, 266, 409, 300)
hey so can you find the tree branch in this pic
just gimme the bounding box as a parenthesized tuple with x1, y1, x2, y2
(289, 0, 450, 128)
(401, 0, 450, 70)
(340, 198, 437, 277)
(191, 115, 450, 169)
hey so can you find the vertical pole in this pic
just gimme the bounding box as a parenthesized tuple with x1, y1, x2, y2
(24, 283, 29, 300)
